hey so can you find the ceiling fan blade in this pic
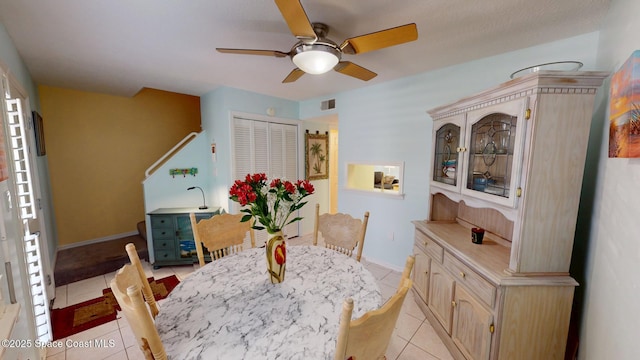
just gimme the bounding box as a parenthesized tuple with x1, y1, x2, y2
(274, 0, 317, 42)
(334, 61, 377, 81)
(283, 68, 305, 83)
(216, 48, 289, 58)
(340, 23, 418, 55)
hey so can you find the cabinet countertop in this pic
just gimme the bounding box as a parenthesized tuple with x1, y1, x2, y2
(148, 207, 221, 215)
(413, 220, 511, 284)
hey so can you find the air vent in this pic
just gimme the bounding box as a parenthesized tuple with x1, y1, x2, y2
(321, 99, 336, 111)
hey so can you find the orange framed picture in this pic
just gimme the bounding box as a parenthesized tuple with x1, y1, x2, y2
(609, 50, 640, 158)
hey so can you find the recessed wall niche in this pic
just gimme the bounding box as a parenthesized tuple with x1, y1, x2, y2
(345, 162, 404, 198)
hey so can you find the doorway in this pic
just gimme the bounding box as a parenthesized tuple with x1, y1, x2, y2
(303, 114, 338, 215)
(329, 128, 338, 213)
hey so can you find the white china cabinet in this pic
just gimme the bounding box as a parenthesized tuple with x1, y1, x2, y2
(414, 71, 608, 360)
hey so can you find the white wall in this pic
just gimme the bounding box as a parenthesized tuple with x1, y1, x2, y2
(301, 32, 601, 270)
(578, 0, 640, 358)
(0, 22, 57, 266)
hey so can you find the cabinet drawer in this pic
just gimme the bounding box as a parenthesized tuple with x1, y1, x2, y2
(154, 239, 175, 250)
(154, 249, 176, 262)
(415, 230, 444, 263)
(152, 228, 174, 240)
(150, 215, 173, 228)
(443, 253, 496, 308)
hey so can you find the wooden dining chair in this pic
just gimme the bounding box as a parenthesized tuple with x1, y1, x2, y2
(190, 212, 256, 267)
(313, 203, 370, 262)
(334, 277, 413, 360)
(125, 242, 159, 318)
(111, 264, 167, 360)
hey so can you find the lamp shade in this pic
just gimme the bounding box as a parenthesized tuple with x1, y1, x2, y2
(292, 43, 340, 75)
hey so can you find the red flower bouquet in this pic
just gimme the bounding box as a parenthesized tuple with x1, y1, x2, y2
(229, 173, 315, 234)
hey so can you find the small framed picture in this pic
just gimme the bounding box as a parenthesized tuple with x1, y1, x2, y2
(32, 111, 46, 156)
(305, 132, 328, 180)
(609, 50, 640, 158)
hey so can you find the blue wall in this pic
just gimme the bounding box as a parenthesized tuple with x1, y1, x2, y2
(197, 32, 600, 270)
(200, 86, 300, 211)
(299, 32, 600, 269)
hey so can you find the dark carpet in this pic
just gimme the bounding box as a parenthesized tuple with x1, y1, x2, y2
(54, 234, 148, 286)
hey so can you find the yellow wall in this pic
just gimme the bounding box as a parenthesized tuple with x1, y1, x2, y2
(38, 86, 201, 246)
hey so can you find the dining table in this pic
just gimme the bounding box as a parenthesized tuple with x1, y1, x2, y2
(155, 245, 382, 360)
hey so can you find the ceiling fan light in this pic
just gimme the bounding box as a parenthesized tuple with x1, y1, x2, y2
(292, 44, 340, 74)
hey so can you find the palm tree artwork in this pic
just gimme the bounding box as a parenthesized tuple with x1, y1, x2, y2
(310, 142, 326, 175)
(305, 132, 329, 180)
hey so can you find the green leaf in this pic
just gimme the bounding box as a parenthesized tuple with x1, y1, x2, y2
(241, 215, 253, 222)
(285, 217, 303, 225)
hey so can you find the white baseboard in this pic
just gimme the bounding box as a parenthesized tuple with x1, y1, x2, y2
(57, 231, 139, 251)
(361, 255, 403, 273)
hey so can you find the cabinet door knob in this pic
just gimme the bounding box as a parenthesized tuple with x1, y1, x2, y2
(451, 301, 456, 308)
(459, 271, 465, 278)
(423, 241, 428, 246)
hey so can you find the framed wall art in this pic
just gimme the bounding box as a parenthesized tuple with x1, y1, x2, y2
(305, 131, 328, 180)
(609, 50, 640, 158)
(32, 111, 46, 156)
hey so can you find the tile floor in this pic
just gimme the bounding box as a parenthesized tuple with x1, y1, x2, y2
(46, 253, 453, 360)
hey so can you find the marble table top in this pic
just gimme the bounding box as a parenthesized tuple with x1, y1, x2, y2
(155, 245, 382, 360)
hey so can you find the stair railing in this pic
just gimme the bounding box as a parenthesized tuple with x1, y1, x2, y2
(145, 132, 199, 178)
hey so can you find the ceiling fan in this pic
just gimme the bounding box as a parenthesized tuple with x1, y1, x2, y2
(216, 0, 418, 83)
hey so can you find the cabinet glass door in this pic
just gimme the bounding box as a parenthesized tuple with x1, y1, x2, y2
(467, 114, 516, 197)
(432, 115, 464, 192)
(177, 213, 216, 259)
(463, 99, 526, 207)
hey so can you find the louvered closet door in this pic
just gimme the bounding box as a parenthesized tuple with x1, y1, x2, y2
(232, 117, 299, 245)
(233, 119, 269, 179)
(269, 123, 299, 238)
